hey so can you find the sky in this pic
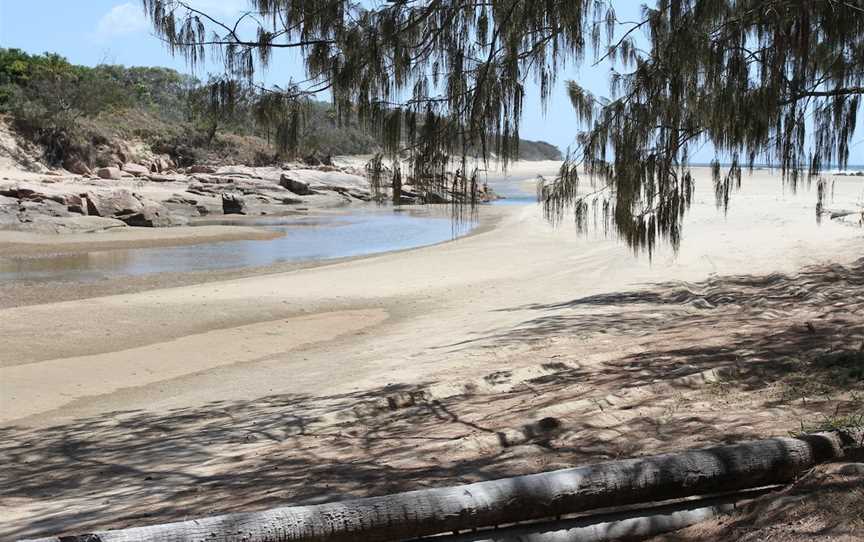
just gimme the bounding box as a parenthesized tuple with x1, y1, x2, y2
(1, 1, 862, 164)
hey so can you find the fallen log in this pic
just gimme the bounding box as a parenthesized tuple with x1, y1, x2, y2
(437, 488, 773, 542)
(24, 431, 862, 542)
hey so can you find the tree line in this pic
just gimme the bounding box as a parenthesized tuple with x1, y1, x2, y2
(0, 48, 561, 170)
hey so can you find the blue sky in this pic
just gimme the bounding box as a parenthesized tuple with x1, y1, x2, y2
(1, 1, 861, 163)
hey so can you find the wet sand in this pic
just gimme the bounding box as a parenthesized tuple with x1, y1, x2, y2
(0, 224, 283, 258)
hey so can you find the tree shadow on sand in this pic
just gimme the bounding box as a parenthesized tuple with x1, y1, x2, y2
(3, 260, 863, 539)
(442, 258, 864, 392)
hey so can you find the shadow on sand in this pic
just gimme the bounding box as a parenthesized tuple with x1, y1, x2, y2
(3, 260, 863, 539)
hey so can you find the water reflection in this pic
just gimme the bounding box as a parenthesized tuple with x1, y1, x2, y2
(0, 207, 477, 282)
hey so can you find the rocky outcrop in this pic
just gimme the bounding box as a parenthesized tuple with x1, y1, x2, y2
(122, 205, 187, 227)
(82, 189, 183, 227)
(279, 174, 314, 195)
(16, 215, 128, 234)
(122, 163, 150, 177)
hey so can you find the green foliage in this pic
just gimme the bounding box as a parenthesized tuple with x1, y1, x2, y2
(0, 46, 559, 167)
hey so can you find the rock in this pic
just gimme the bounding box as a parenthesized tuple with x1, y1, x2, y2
(122, 163, 150, 177)
(65, 194, 87, 215)
(147, 174, 189, 183)
(164, 194, 198, 206)
(84, 190, 144, 218)
(20, 199, 70, 218)
(191, 174, 235, 185)
(221, 193, 247, 215)
(279, 174, 313, 195)
(302, 154, 322, 166)
(121, 204, 186, 227)
(162, 195, 203, 219)
(0, 195, 19, 227)
(63, 158, 92, 176)
(96, 167, 123, 180)
(189, 165, 217, 174)
(0, 184, 37, 199)
(151, 156, 174, 173)
(17, 215, 128, 234)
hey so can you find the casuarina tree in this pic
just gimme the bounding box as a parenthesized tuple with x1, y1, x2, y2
(142, 0, 864, 251)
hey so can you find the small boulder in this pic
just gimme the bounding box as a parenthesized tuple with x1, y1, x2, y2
(84, 190, 144, 218)
(96, 167, 123, 180)
(279, 174, 313, 195)
(122, 163, 150, 177)
(120, 204, 186, 227)
(221, 193, 247, 215)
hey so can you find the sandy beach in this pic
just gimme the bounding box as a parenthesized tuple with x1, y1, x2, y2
(1, 164, 862, 539)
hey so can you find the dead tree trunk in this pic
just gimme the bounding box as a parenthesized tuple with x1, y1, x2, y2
(24, 431, 861, 542)
(392, 166, 402, 205)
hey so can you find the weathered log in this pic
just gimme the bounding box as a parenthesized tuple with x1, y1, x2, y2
(438, 489, 768, 542)
(23, 431, 861, 542)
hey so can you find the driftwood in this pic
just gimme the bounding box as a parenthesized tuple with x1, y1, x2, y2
(438, 489, 771, 542)
(24, 431, 861, 542)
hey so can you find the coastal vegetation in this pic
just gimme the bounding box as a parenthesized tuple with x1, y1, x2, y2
(0, 47, 563, 171)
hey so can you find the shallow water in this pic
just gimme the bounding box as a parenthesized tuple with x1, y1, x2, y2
(0, 207, 478, 282)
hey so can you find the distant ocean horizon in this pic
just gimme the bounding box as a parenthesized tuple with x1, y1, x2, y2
(689, 162, 864, 173)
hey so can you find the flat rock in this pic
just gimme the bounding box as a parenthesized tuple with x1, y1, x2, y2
(287, 169, 369, 191)
(122, 163, 151, 177)
(147, 174, 189, 183)
(16, 215, 128, 234)
(188, 165, 217, 174)
(19, 199, 70, 218)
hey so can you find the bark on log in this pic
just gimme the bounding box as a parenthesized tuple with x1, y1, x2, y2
(23, 431, 861, 542)
(438, 491, 762, 542)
